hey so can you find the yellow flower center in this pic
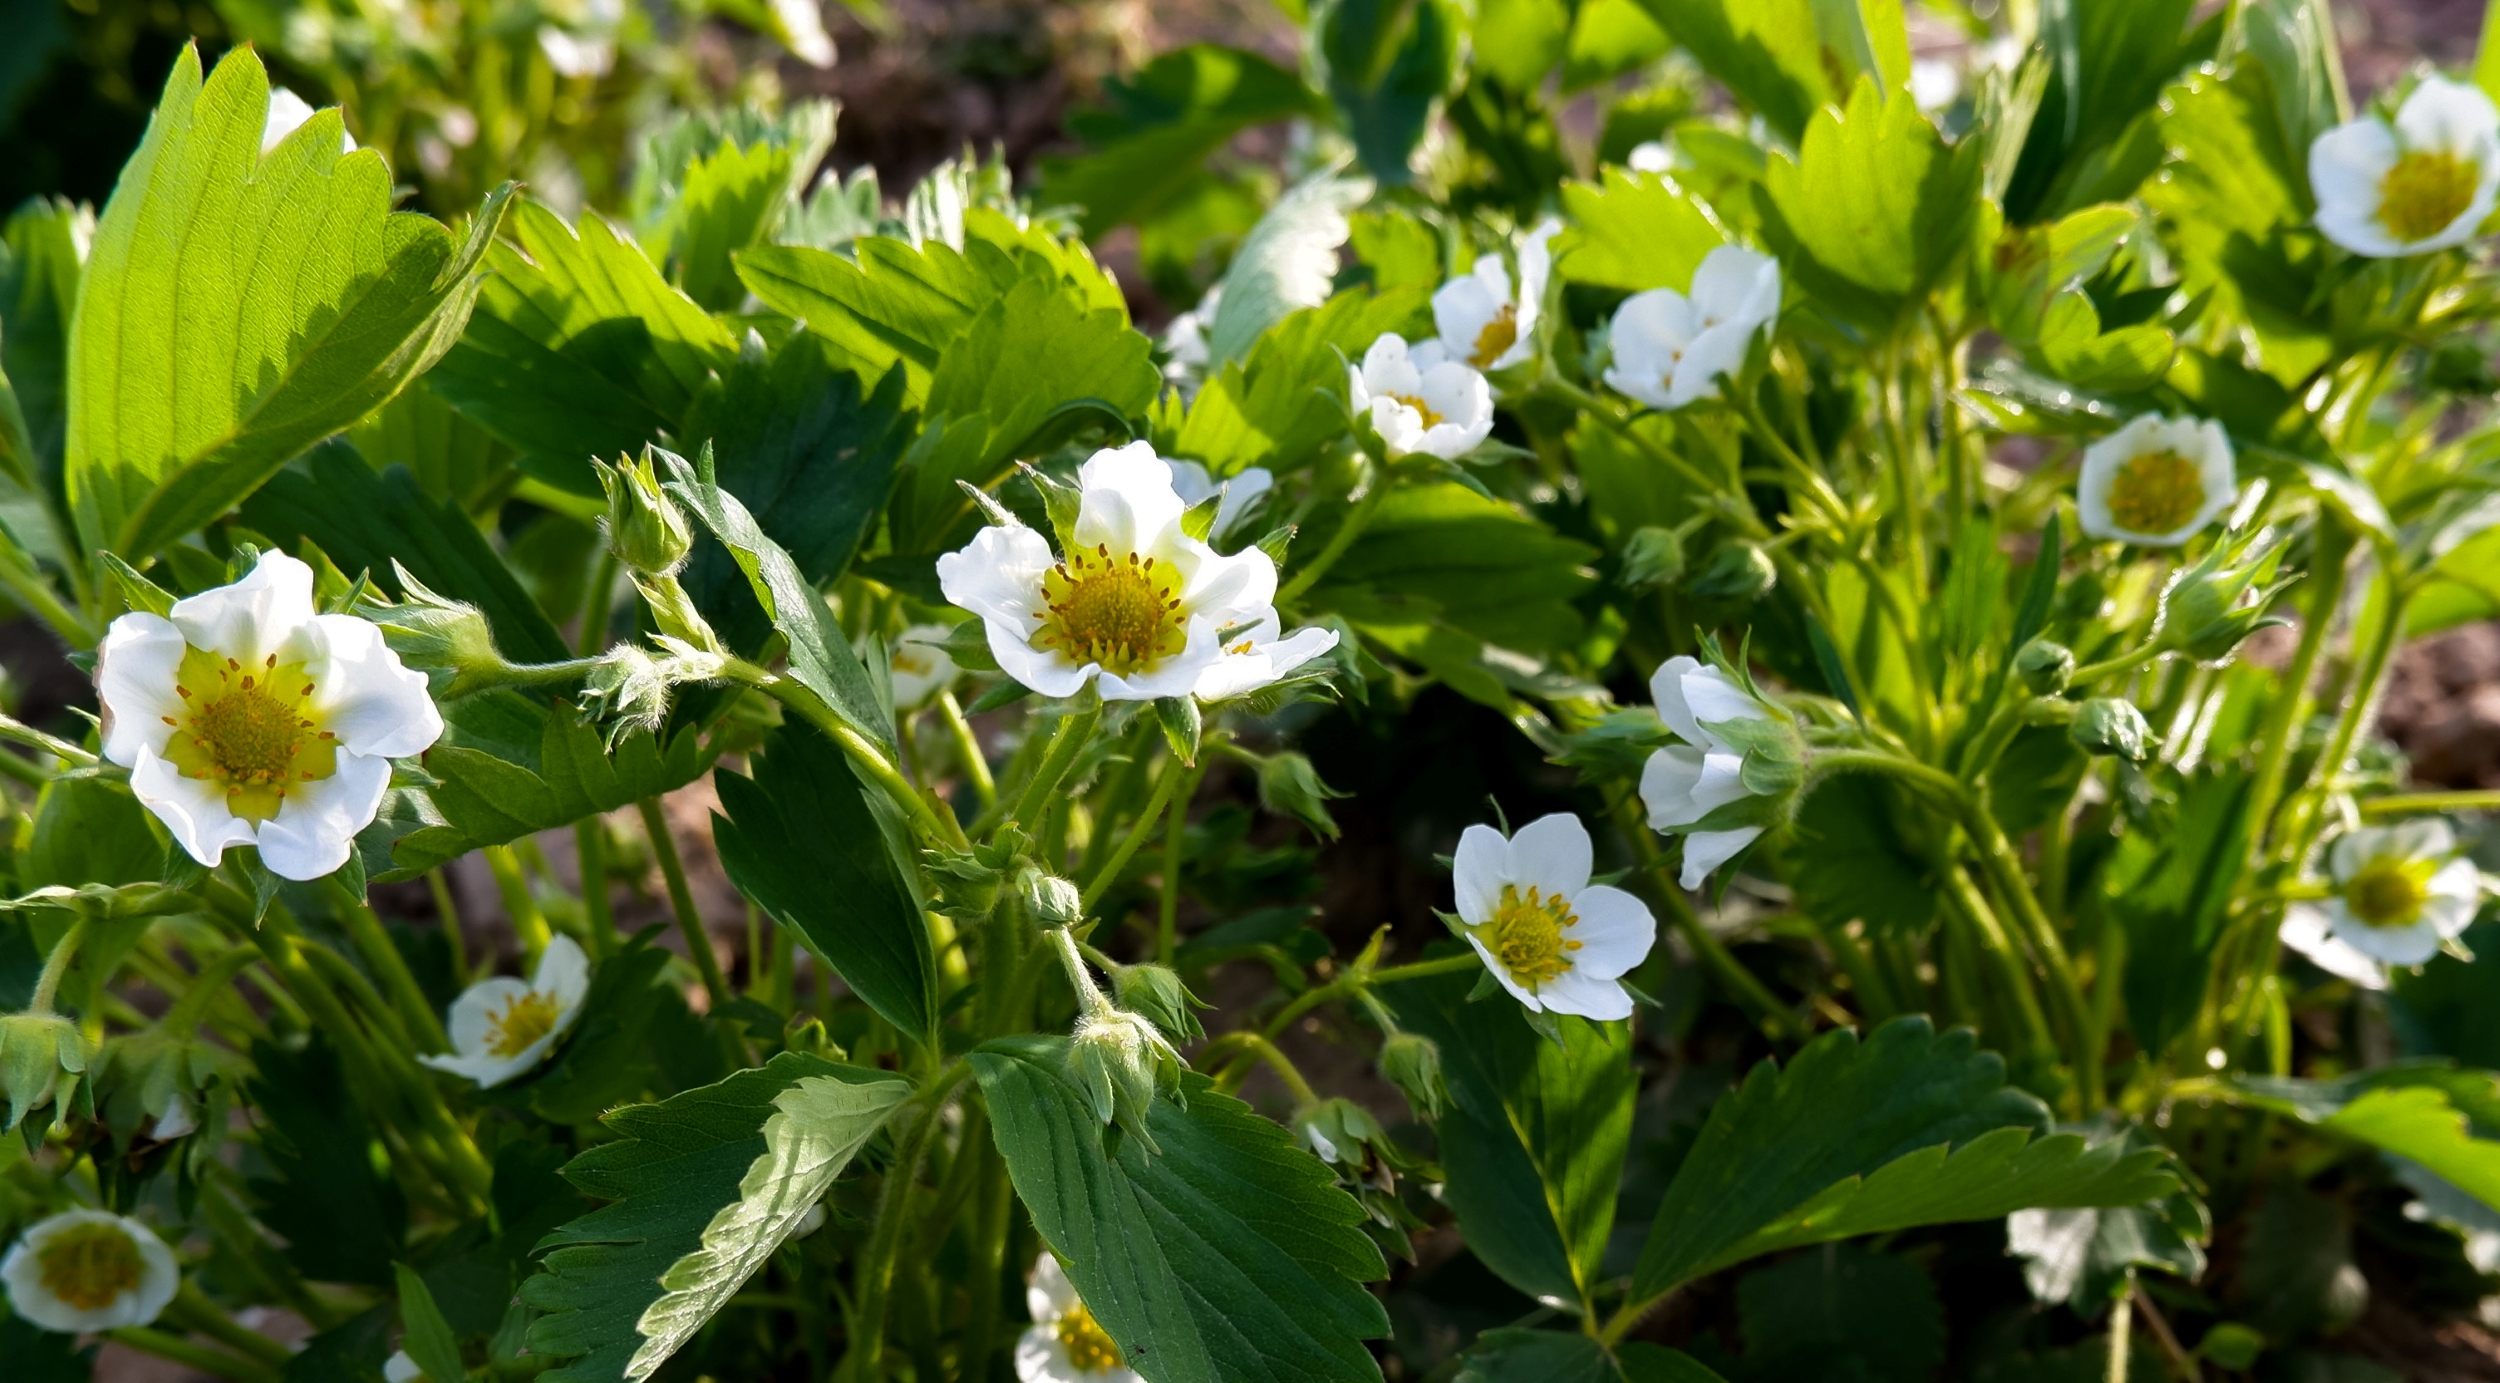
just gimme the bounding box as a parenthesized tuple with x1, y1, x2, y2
(2377, 149, 2481, 243)
(2344, 854, 2439, 929)
(1036, 544, 1188, 676)
(1486, 883, 1583, 987)
(1388, 393, 1444, 429)
(1470, 303, 1519, 367)
(1056, 1303, 1124, 1374)
(159, 647, 338, 822)
(2102, 449, 2207, 537)
(37, 1222, 145, 1312)
(486, 990, 565, 1059)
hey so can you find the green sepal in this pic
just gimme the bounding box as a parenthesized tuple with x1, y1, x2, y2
(1018, 461, 1084, 556)
(966, 677, 1033, 714)
(100, 552, 176, 617)
(1154, 695, 1202, 766)
(941, 618, 1000, 672)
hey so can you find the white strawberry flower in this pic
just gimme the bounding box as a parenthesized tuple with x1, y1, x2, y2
(1347, 334, 1495, 460)
(96, 551, 443, 882)
(418, 935, 591, 1088)
(1165, 459, 1274, 545)
(1603, 245, 1782, 410)
(1, 1209, 180, 1333)
(889, 624, 962, 711)
(2281, 821, 2485, 983)
(1016, 1253, 1137, 1382)
(1451, 813, 1657, 1021)
(2310, 76, 2500, 258)
(1640, 656, 1773, 889)
(935, 443, 1337, 704)
(2076, 415, 2238, 548)
(1431, 219, 1562, 371)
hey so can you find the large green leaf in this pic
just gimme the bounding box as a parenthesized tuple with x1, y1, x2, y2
(1630, 0, 1907, 143)
(737, 235, 1021, 404)
(241, 441, 571, 663)
(1382, 963, 1633, 1308)
(1553, 168, 1726, 292)
(970, 1037, 1391, 1383)
(1759, 77, 1982, 328)
(2220, 1066, 2500, 1213)
(713, 721, 937, 1042)
(2003, 0, 2218, 222)
(1303, 482, 1600, 656)
(1780, 774, 1936, 939)
(64, 45, 508, 559)
(247, 1037, 406, 1287)
(1153, 287, 1429, 478)
(1205, 174, 1373, 366)
(344, 378, 515, 515)
(1631, 1017, 2175, 1298)
(2006, 1126, 2209, 1310)
(1310, 0, 1465, 186)
(428, 198, 736, 488)
(0, 196, 83, 499)
(521, 1054, 892, 1383)
(1041, 45, 1322, 237)
(654, 137, 801, 312)
(1455, 1330, 1726, 1383)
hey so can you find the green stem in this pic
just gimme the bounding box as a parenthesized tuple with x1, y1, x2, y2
(959, 1140, 1017, 1383)
(576, 817, 617, 957)
(158, 949, 261, 1038)
(935, 688, 998, 812)
(1156, 760, 1200, 966)
(2070, 645, 2167, 687)
(1082, 750, 1191, 914)
(329, 878, 449, 1053)
(28, 917, 87, 1014)
(723, 659, 970, 849)
(1544, 379, 1757, 531)
(0, 712, 97, 768)
(1938, 865, 2058, 1063)
(483, 843, 551, 966)
(1278, 464, 1390, 604)
(2362, 790, 2500, 817)
(1211, 1031, 1319, 1104)
(1009, 701, 1103, 836)
(1962, 800, 2099, 1109)
(848, 1068, 967, 1379)
(2242, 524, 2352, 864)
(637, 797, 730, 1011)
(168, 1282, 297, 1368)
(103, 1327, 277, 1383)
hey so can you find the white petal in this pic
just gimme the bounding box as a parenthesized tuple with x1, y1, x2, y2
(889, 625, 961, 709)
(1075, 442, 1188, 554)
(1451, 824, 1513, 925)
(2395, 76, 2500, 156)
(1649, 656, 1709, 744)
(1093, 615, 1224, 702)
(2388, 818, 2457, 860)
(1028, 1253, 1080, 1319)
(1210, 467, 1274, 542)
(1359, 334, 1427, 397)
(937, 524, 1056, 630)
(95, 612, 188, 767)
(1667, 320, 1755, 408)
(1605, 289, 1699, 410)
(170, 550, 317, 666)
(263, 88, 318, 153)
(304, 613, 444, 758)
(1165, 459, 1217, 507)
(1465, 930, 1548, 1012)
(440, 977, 533, 1058)
(2281, 906, 2389, 989)
(1177, 540, 1279, 622)
(129, 745, 258, 868)
(1641, 746, 1753, 828)
(1688, 245, 1781, 330)
(385, 1353, 426, 1383)
(534, 933, 593, 1015)
(990, 630, 1098, 701)
(1564, 884, 1656, 979)
(1514, 219, 1561, 346)
(1537, 968, 1634, 1021)
(1191, 624, 1338, 703)
(1680, 827, 1762, 890)
(1433, 273, 1506, 364)
(255, 752, 390, 880)
(0, 1211, 179, 1333)
(2323, 902, 2442, 965)
(417, 1046, 538, 1088)
(1676, 664, 1766, 736)
(1506, 813, 1594, 899)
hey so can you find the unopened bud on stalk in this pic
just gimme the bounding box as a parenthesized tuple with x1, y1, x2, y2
(2014, 638, 2075, 696)
(357, 569, 522, 700)
(579, 645, 672, 745)
(1, 1011, 87, 1132)
(595, 451, 694, 577)
(1111, 963, 1206, 1042)
(1012, 861, 1083, 928)
(2070, 697, 2157, 762)
(1377, 1031, 1449, 1121)
(1620, 525, 1688, 591)
(1295, 1097, 1387, 1169)
(1066, 1007, 1183, 1151)
(2158, 535, 2293, 664)
(1687, 540, 1777, 602)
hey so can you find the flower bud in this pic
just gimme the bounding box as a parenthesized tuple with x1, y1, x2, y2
(578, 645, 672, 747)
(1294, 1097, 1387, 1170)
(1111, 964, 1206, 1042)
(1619, 526, 1687, 591)
(1377, 1031, 1449, 1121)
(1012, 861, 1083, 928)
(2014, 638, 2075, 695)
(2070, 697, 2157, 762)
(2157, 537, 2291, 664)
(595, 452, 694, 577)
(1066, 1008, 1182, 1150)
(356, 569, 520, 700)
(1, 1011, 88, 1131)
(1250, 750, 1346, 841)
(1686, 540, 1777, 602)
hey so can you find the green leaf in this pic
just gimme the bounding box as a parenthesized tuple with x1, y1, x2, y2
(1302, 482, 1600, 656)
(429, 198, 737, 489)
(0, 1314, 94, 1382)
(1736, 1244, 1941, 1383)
(1310, 0, 1465, 185)
(627, 1070, 912, 1380)
(1206, 173, 1374, 365)
(1630, 0, 1907, 143)
(394, 1263, 466, 1383)
(65, 45, 510, 558)
(1455, 1330, 1729, 1383)
(1632, 1017, 2175, 1298)
(2219, 1067, 2500, 1214)
(0, 196, 84, 500)
(2031, 292, 2176, 392)
(2108, 766, 2252, 1058)
(656, 137, 800, 312)
(1381, 962, 1632, 1307)
(737, 237, 1017, 404)
(713, 720, 937, 1042)
(344, 378, 516, 515)
(1564, 0, 1672, 92)
(680, 334, 915, 653)
(2003, 0, 2219, 222)
(1155, 287, 1428, 477)
(660, 444, 895, 748)
(520, 1053, 869, 1382)
(1040, 45, 1321, 237)
(247, 1036, 406, 1286)
(2006, 1128, 2209, 1310)
(1553, 168, 1726, 292)
(970, 1036, 1391, 1383)
(241, 440, 571, 663)
(1782, 775, 1936, 938)
(1760, 77, 1982, 327)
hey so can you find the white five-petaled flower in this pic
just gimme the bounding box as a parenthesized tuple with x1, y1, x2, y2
(1640, 656, 1773, 890)
(419, 935, 591, 1088)
(1603, 245, 1782, 411)
(1431, 219, 1561, 371)
(1347, 334, 1496, 461)
(1016, 1253, 1137, 1382)
(262, 88, 357, 155)
(2076, 414, 2238, 548)
(1452, 813, 1657, 1020)
(2, 1209, 179, 1334)
(1166, 459, 1274, 545)
(2281, 821, 2485, 986)
(96, 551, 443, 882)
(935, 443, 1337, 704)
(890, 624, 962, 711)
(2310, 76, 2500, 258)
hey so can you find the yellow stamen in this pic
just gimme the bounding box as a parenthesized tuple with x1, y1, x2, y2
(160, 646, 337, 822)
(1388, 393, 1444, 429)
(2378, 149, 2480, 242)
(1486, 883, 1583, 988)
(1056, 1303, 1124, 1374)
(36, 1222, 144, 1312)
(2102, 449, 2207, 537)
(2345, 854, 2439, 929)
(1470, 303, 1519, 367)
(486, 990, 565, 1059)
(1035, 544, 1188, 676)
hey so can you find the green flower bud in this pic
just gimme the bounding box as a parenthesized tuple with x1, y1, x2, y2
(1686, 540, 1777, 602)
(2014, 638, 2075, 695)
(1066, 1008, 1182, 1151)
(1110, 964, 1206, 1042)
(1, 1011, 88, 1131)
(2157, 536, 2292, 664)
(1377, 1031, 1449, 1121)
(1249, 750, 1346, 842)
(1294, 1097, 1387, 1170)
(2199, 1323, 2262, 1371)
(1012, 861, 1083, 929)
(2070, 697, 2157, 762)
(1620, 525, 1688, 591)
(578, 645, 672, 747)
(595, 452, 694, 577)
(356, 569, 521, 700)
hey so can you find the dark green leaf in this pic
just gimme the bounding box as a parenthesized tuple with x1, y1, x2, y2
(1, 196, 83, 503)
(1310, 0, 1465, 186)
(1737, 1244, 1942, 1383)
(1040, 45, 1321, 238)
(2109, 766, 2251, 1057)
(736, 235, 1025, 405)
(2004, 0, 2218, 222)
(394, 1263, 466, 1382)
(971, 1036, 1391, 1383)
(282, 1304, 394, 1383)
(0, 1313, 95, 1380)
(1630, 0, 1905, 144)
(1782, 776, 1935, 938)
(1303, 482, 1600, 656)
(247, 1037, 406, 1286)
